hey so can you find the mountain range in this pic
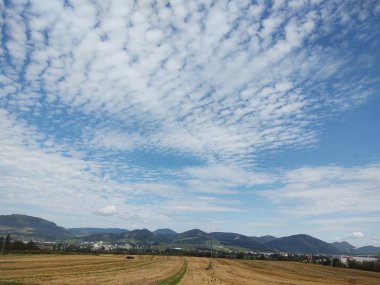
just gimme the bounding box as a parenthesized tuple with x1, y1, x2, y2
(1, 214, 379, 255)
(154, 228, 177, 235)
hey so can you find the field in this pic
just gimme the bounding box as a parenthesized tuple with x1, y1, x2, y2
(0, 254, 184, 284)
(181, 257, 380, 284)
(0, 254, 379, 285)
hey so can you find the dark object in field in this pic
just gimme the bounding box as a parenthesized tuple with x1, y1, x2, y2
(126, 256, 135, 259)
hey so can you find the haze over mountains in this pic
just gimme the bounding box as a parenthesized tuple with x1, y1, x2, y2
(1, 214, 380, 255)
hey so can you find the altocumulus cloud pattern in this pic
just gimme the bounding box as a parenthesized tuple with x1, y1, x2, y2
(0, 0, 380, 245)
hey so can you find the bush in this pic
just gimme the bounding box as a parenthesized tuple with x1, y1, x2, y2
(332, 258, 345, 268)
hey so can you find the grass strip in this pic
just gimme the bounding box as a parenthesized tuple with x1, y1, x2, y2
(0, 281, 28, 285)
(157, 260, 187, 285)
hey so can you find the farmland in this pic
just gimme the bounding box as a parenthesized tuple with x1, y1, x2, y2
(0, 254, 380, 284)
(0, 254, 184, 285)
(182, 257, 380, 284)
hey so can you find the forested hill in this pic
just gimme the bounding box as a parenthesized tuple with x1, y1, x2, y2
(0, 214, 73, 240)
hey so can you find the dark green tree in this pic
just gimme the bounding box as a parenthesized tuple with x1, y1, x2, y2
(332, 258, 345, 268)
(1, 234, 11, 253)
(11, 240, 25, 250)
(26, 240, 39, 250)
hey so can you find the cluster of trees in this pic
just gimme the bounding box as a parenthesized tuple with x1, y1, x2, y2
(346, 259, 380, 272)
(331, 258, 380, 272)
(0, 234, 39, 253)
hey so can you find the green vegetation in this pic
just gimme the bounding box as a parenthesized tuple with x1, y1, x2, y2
(0, 281, 28, 285)
(346, 259, 380, 272)
(157, 260, 187, 285)
(0, 235, 39, 253)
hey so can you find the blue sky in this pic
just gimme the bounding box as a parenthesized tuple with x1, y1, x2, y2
(0, 0, 379, 247)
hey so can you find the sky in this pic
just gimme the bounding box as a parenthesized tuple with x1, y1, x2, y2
(0, 0, 379, 247)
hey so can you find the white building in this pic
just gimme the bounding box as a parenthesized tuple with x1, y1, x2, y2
(116, 243, 131, 250)
(340, 255, 378, 265)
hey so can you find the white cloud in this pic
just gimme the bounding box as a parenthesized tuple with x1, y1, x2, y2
(262, 165, 380, 215)
(184, 164, 273, 189)
(165, 200, 242, 213)
(94, 205, 118, 216)
(352, 231, 365, 238)
(86, 129, 142, 151)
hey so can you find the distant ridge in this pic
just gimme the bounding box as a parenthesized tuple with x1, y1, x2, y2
(210, 232, 268, 251)
(354, 246, 380, 254)
(2, 214, 380, 255)
(69, 228, 128, 237)
(251, 235, 277, 244)
(154, 228, 177, 235)
(331, 241, 355, 253)
(181, 228, 208, 237)
(265, 234, 338, 254)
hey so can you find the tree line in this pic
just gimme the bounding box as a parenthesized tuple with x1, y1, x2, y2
(331, 257, 380, 272)
(0, 234, 39, 253)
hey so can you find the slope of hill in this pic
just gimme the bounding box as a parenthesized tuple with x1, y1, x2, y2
(171, 229, 210, 245)
(331, 241, 355, 253)
(355, 246, 380, 254)
(154, 228, 177, 235)
(265, 234, 338, 254)
(78, 232, 124, 242)
(69, 227, 128, 237)
(77, 229, 173, 244)
(210, 232, 268, 251)
(0, 214, 73, 240)
(180, 229, 208, 237)
(251, 235, 277, 244)
(126, 229, 157, 241)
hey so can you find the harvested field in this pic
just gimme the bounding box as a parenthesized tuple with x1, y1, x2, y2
(180, 257, 380, 285)
(1, 255, 380, 285)
(0, 254, 184, 285)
